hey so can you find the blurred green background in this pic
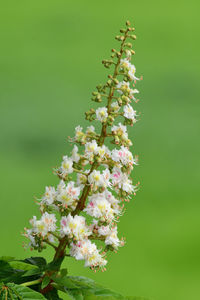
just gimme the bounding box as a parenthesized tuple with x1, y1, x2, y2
(0, 1, 200, 299)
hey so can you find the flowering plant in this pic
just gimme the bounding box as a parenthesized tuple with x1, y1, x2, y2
(0, 21, 147, 300)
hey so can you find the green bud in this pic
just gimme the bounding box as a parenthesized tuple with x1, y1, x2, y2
(120, 28, 126, 33)
(125, 42, 132, 48)
(130, 35, 136, 40)
(116, 52, 121, 58)
(107, 80, 112, 86)
(115, 136, 120, 144)
(118, 99, 123, 106)
(113, 78, 119, 85)
(108, 115, 114, 122)
(122, 95, 129, 103)
(126, 20, 131, 26)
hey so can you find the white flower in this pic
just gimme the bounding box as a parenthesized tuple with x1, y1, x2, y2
(41, 186, 56, 205)
(104, 189, 121, 215)
(112, 146, 134, 166)
(24, 229, 37, 247)
(88, 170, 104, 188)
(86, 125, 95, 134)
(111, 167, 123, 186)
(71, 145, 80, 163)
(111, 123, 128, 140)
(120, 58, 131, 70)
(76, 173, 87, 187)
(84, 249, 107, 268)
(97, 224, 121, 249)
(57, 180, 66, 193)
(96, 145, 107, 159)
(60, 214, 91, 240)
(75, 126, 83, 139)
(119, 175, 135, 194)
(123, 104, 137, 122)
(105, 226, 120, 249)
(98, 225, 110, 236)
(116, 81, 130, 95)
(117, 81, 139, 100)
(57, 181, 80, 209)
(41, 212, 57, 232)
(96, 107, 108, 122)
(70, 240, 107, 268)
(125, 49, 132, 59)
(84, 193, 114, 222)
(30, 213, 57, 237)
(102, 168, 111, 188)
(111, 101, 120, 112)
(111, 168, 135, 194)
(128, 64, 139, 81)
(85, 140, 98, 161)
(60, 155, 73, 176)
(47, 234, 55, 243)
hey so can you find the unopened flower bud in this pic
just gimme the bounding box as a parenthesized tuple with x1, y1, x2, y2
(130, 35, 136, 40)
(125, 43, 132, 48)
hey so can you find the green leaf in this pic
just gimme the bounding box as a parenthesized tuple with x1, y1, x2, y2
(68, 276, 98, 289)
(51, 275, 78, 289)
(9, 261, 38, 272)
(44, 288, 63, 300)
(0, 256, 15, 262)
(41, 276, 51, 290)
(61, 276, 123, 299)
(60, 269, 68, 278)
(0, 260, 24, 283)
(46, 258, 64, 272)
(0, 282, 46, 299)
(66, 289, 84, 300)
(23, 257, 47, 270)
(51, 276, 150, 300)
(22, 268, 42, 278)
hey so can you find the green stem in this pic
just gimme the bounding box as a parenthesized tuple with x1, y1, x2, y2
(73, 168, 88, 176)
(44, 239, 57, 250)
(20, 279, 42, 287)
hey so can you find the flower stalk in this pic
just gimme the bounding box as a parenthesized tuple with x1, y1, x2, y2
(23, 21, 141, 292)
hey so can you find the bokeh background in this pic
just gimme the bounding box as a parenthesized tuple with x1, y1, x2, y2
(0, 1, 200, 299)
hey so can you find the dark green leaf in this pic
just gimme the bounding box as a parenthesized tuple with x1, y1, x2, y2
(23, 257, 47, 270)
(46, 257, 64, 272)
(60, 269, 68, 277)
(9, 261, 38, 272)
(68, 276, 98, 289)
(0, 260, 24, 283)
(66, 289, 84, 300)
(51, 275, 78, 289)
(0, 256, 15, 262)
(0, 282, 46, 299)
(44, 288, 63, 300)
(22, 268, 42, 278)
(41, 277, 51, 290)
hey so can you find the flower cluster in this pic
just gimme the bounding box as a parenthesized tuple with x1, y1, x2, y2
(24, 21, 141, 271)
